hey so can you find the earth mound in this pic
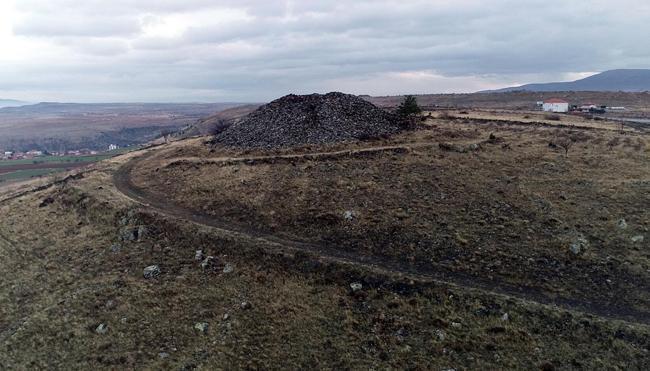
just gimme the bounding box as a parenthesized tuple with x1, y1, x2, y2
(212, 92, 405, 148)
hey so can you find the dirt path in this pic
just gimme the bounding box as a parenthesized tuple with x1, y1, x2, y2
(113, 147, 650, 326)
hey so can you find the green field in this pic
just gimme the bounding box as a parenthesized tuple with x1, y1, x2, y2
(0, 147, 133, 184)
(0, 168, 61, 182)
(0, 148, 129, 168)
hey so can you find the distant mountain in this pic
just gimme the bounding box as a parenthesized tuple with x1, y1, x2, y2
(0, 99, 28, 108)
(485, 69, 650, 93)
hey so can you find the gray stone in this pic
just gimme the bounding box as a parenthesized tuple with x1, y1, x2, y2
(451, 322, 462, 329)
(110, 244, 121, 253)
(137, 225, 149, 240)
(434, 329, 446, 341)
(617, 219, 628, 229)
(143, 265, 161, 279)
(501, 313, 509, 321)
(158, 352, 170, 359)
(201, 256, 217, 271)
(240, 301, 252, 310)
(350, 282, 363, 292)
(213, 92, 405, 149)
(194, 322, 209, 334)
(344, 210, 355, 221)
(195, 250, 204, 261)
(95, 323, 108, 334)
(223, 263, 234, 274)
(569, 235, 588, 255)
(468, 143, 479, 151)
(631, 235, 645, 243)
(119, 227, 138, 242)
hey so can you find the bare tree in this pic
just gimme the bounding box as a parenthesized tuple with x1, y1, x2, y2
(556, 137, 574, 156)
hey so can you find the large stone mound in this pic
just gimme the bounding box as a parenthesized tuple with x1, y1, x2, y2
(212, 92, 405, 148)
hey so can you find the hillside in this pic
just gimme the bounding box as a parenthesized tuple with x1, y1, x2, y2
(1, 110, 648, 369)
(179, 104, 260, 137)
(0, 99, 28, 109)
(487, 69, 650, 93)
(0, 102, 244, 152)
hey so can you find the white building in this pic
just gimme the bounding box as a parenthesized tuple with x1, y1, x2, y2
(108, 144, 119, 151)
(542, 99, 569, 113)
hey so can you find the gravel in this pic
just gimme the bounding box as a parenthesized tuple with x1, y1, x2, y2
(212, 92, 406, 149)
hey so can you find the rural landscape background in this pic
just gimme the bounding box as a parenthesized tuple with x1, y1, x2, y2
(1, 0, 649, 369)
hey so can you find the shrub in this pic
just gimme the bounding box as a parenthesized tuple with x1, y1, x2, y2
(396, 95, 422, 117)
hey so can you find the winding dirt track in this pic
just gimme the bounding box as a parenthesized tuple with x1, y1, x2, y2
(113, 147, 650, 326)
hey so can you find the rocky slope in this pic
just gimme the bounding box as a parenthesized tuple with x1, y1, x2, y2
(212, 92, 405, 148)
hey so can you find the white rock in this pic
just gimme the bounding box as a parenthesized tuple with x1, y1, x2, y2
(223, 263, 234, 274)
(501, 313, 509, 321)
(195, 250, 204, 261)
(343, 210, 355, 221)
(350, 282, 363, 292)
(143, 265, 161, 279)
(194, 322, 209, 334)
(617, 219, 628, 229)
(631, 235, 644, 243)
(95, 323, 108, 334)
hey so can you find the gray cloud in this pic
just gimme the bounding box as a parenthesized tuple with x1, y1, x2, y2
(1, 0, 648, 102)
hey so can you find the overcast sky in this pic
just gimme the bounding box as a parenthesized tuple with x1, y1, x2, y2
(0, 0, 648, 102)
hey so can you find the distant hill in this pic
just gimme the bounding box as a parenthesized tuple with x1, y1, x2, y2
(485, 69, 650, 93)
(0, 99, 28, 108)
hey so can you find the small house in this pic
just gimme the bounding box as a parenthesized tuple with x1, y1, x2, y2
(542, 98, 569, 113)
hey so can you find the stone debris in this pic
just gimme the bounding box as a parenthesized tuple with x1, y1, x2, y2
(617, 219, 628, 229)
(201, 256, 217, 271)
(143, 265, 161, 279)
(213, 92, 406, 149)
(194, 322, 209, 334)
(343, 210, 355, 221)
(569, 235, 589, 255)
(95, 323, 108, 334)
(350, 282, 363, 292)
(631, 235, 644, 243)
(223, 263, 234, 274)
(240, 301, 253, 310)
(195, 250, 204, 261)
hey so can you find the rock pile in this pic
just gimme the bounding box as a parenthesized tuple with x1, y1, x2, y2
(212, 92, 406, 148)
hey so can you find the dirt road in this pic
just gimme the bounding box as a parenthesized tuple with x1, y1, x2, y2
(113, 147, 650, 326)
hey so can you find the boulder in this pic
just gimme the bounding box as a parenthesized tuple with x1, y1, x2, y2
(143, 265, 161, 279)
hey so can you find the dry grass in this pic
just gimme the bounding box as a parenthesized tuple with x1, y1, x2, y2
(0, 119, 649, 369)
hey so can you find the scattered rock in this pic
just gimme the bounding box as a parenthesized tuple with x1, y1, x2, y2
(194, 250, 204, 261)
(343, 210, 355, 221)
(617, 219, 628, 229)
(110, 244, 121, 253)
(158, 352, 170, 359)
(569, 235, 589, 255)
(350, 282, 363, 292)
(194, 322, 209, 334)
(137, 225, 149, 240)
(631, 235, 644, 243)
(119, 227, 138, 242)
(434, 329, 446, 341)
(212, 92, 406, 149)
(240, 301, 252, 310)
(143, 265, 161, 279)
(201, 256, 217, 271)
(95, 323, 108, 334)
(450, 322, 462, 329)
(39, 196, 55, 208)
(468, 143, 480, 151)
(223, 263, 234, 274)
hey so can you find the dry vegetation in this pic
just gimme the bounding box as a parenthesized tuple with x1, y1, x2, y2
(0, 116, 649, 369)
